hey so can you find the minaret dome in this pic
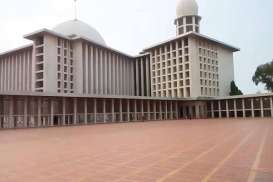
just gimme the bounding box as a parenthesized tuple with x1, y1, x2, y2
(175, 0, 201, 36)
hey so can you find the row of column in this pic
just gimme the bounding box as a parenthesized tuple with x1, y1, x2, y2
(210, 97, 273, 118)
(135, 55, 151, 96)
(0, 47, 32, 92)
(82, 43, 135, 96)
(0, 96, 179, 129)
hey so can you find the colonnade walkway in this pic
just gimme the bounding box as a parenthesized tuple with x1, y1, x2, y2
(0, 119, 272, 182)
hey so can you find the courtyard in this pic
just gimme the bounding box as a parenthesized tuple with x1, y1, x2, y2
(0, 119, 273, 182)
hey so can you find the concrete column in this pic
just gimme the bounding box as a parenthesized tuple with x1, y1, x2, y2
(260, 98, 264, 118)
(84, 44, 89, 93)
(175, 101, 178, 120)
(226, 100, 230, 118)
(134, 100, 137, 121)
(84, 98, 88, 124)
(135, 61, 139, 96)
(251, 98, 255, 118)
(140, 58, 144, 96)
(234, 99, 237, 118)
(111, 99, 115, 122)
(38, 98, 42, 127)
(242, 99, 246, 118)
(119, 99, 123, 122)
(147, 100, 150, 120)
(73, 98, 77, 125)
(9, 97, 14, 128)
(218, 101, 222, 118)
(270, 97, 273, 118)
(23, 97, 28, 128)
(159, 101, 162, 120)
(145, 57, 150, 96)
(62, 98, 66, 126)
(165, 101, 168, 120)
(103, 99, 106, 123)
(104, 53, 108, 95)
(127, 100, 130, 122)
(95, 48, 99, 94)
(170, 101, 173, 120)
(153, 101, 156, 120)
(50, 98, 54, 126)
(94, 99, 97, 124)
(195, 104, 200, 119)
(141, 100, 144, 120)
(211, 101, 215, 118)
(90, 46, 94, 94)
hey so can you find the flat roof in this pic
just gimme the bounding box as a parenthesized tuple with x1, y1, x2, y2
(0, 91, 272, 101)
(143, 32, 240, 52)
(210, 92, 273, 100)
(0, 91, 191, 101)
(0, 44, 33, 57)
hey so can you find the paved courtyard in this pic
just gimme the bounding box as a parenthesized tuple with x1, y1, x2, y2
(0, 119, 273, 182)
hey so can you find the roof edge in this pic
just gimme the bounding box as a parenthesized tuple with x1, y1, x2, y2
(0, 44, 33, 57)
(143, 32, 240, 52)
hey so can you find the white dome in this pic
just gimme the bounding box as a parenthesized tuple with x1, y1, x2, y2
(176, 0, 198, 18)
(53, 20, 106, 46)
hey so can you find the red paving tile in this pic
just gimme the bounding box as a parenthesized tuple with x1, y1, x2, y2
(0, 119, 273, 182)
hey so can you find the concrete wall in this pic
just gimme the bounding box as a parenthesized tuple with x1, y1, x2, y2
(218, 47, 234, 97)
(0, 47, 32, 92)
(189, 37, 200, 97)
(43, 34, 58, 93)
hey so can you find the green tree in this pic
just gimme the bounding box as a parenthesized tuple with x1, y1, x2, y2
(252, 61, 273, 92)
(230, 81, 243, 96)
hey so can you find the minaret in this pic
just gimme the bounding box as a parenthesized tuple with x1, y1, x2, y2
(175, 0, 201, 36)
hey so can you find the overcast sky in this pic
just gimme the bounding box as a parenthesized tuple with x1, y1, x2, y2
(0, 0, 272, 94)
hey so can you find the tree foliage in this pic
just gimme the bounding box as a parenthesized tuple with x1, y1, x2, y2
(230, 81, 243, 96)
(252, 61, 273, 92)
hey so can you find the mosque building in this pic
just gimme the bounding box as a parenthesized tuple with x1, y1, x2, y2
(0, 0, 272, 129)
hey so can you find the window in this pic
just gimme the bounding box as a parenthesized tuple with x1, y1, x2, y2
(173, 67, 177, 73)
(184, 39, 188, 46)
(180, 80, 183, 86)
(186, 17, 192, 24)
(195, 17, 199, 24)
(179, 65, 183, 71)
(186, 26, 193, 32)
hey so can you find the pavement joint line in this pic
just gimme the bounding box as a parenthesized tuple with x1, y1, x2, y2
(112, 129, 235, 182)
(247, 127, 269, 182)
(98, 132, 224, 173)
(156, 131, 243, 182)
(201, 130, 254, 182)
